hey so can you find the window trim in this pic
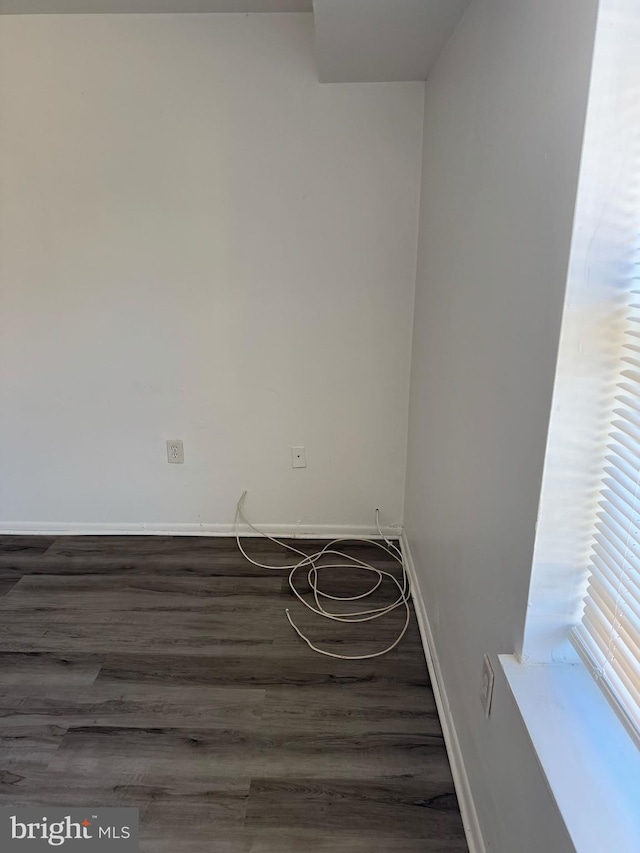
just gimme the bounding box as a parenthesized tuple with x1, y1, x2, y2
(500, 655, 640, 853)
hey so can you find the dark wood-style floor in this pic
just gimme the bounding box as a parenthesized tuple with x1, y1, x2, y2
(0, 534, 467, 852)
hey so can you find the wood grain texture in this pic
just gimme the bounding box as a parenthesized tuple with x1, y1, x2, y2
(244, 778, 465, 841)
(0, 652, 104, 686)
(0, 535, 467, 851)
(0, 683, 265, 729)
(0, 579, 19, 597)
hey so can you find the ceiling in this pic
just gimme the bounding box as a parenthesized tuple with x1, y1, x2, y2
(313, 0, 471, 82)
(0, 0, 311, 11)
(0, 0, 471, 83)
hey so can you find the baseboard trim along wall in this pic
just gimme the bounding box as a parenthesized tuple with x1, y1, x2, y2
(401, 532, 486, 853)
(0, 522, 401, 539)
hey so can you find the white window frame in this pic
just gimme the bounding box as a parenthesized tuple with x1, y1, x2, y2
(521, 0, 640, 693)
(504, 2, 640, 851)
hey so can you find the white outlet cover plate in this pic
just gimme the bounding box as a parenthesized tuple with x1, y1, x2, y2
(481, 653, 495, 717)
(166, 439, 184, 464)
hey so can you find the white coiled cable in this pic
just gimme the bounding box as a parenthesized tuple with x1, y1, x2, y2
(234, 491, 411, 660)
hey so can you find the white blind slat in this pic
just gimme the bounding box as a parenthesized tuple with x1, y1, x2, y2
(572, 296, 640, 748)
(590, 559, 640, 620)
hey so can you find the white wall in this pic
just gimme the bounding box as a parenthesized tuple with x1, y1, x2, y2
(404, 0, 599, 850)
(0, 13, 424, 532)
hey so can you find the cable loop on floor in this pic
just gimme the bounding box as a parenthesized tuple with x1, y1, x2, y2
(234, 491, 411, 659)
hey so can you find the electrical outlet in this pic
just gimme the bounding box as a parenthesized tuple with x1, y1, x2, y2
(480, 654, 495, 717)
(166, 439, 184, 464)
(291, 446, 306, 468)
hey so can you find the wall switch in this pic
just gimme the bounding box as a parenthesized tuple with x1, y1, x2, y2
(166, 439, 184, 464)
(291, 446, 306, 468)
(480, 654, 495, 717)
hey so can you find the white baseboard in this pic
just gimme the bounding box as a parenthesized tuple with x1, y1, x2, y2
(0, 521, 400, 540)
(402, 532, 486, 853)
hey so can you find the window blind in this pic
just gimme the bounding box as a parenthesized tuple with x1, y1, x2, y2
(568, 0, 640, 748)
(571, 290, 640, 747)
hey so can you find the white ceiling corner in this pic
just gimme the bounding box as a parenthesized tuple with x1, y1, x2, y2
(312, 0, 471, 83)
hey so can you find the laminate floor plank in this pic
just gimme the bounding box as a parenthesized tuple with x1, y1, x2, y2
(1, 731, 252, 844)
(0, 724, 67, 775)
(0, 651, 104, 687)
(29, 536, 307, 577)
(0, 575, 285, 656)
(0, 612, 278, 656)
(259, 684, 441, 736)
(96, 650, 431, 689)
(0, 536, 58, 577)
(0, 579, 19, 597)
(1, 575, 284, 608)
(0, 683, 265, 729)
(0, 616, 50, 652)
(0, 536, 57, 553)
(0, 535, 468, 851)
(244, 778, 466, 843)
(0, 767, 251, 833)
(2, 537, 403, 577)
(40, 723, 448, 784)
(46, 726, 254, 781)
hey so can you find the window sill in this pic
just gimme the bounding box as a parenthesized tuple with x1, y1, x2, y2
(499, 654, 640, 853)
